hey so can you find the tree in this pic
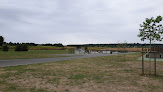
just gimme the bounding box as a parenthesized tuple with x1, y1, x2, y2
(0, 36, 4, 46)
(84, 47, 88, 54)
(121, 41, 128, 61)
(21, 44, 28, 51)
(15, 44, 28, 51)
(138, 16, 163, 75)
(138, 16, 163, 48)
(15, 45, 22, 51)
(2, 45, 9, 51)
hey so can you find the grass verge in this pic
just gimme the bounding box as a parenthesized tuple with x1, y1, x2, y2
(0, 53, 163, 92)
(0, 50, 69, 60)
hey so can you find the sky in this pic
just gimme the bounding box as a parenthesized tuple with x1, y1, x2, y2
(0, 0, 163, 45)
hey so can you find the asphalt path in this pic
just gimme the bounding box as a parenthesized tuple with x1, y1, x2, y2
(0, 53, 129, 67)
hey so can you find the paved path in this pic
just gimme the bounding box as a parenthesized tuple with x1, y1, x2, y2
(0, 53, 129, 67)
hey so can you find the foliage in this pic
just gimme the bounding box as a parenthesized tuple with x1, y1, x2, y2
(2, 45, 9, 51)
(0, 36, 4, 46)
(85, 47, 88, 53)
(15, 45, 28, 51)
(138, 16, 163, 75)
(138, 16, 163, 42)
(21, 44, 28, 51)
(15, 45, 22, 51)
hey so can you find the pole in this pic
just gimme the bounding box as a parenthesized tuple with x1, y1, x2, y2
(154, 53, 156, 75)
(149, 38, 152, 75)
(142, 47, 144, 75)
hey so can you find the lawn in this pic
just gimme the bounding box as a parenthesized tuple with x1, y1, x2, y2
(7, 46, 74, 50)
(0, 50, 69, 60)
(0, 53, 162, 92)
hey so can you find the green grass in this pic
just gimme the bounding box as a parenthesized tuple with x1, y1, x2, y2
(6, 46, 75, 50)
(0, 50, 69, 60)
(69, 74, 86, 80)
(0, 53, 163, 92)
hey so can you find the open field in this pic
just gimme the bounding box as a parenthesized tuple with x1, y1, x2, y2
(0, 46, 142, 60)
(88, 47, 143, 52)
(0, 53, 163, 92)
(0, 50, 69, 60)
(6, 46, 143, 52)
(7, 46, 72, 50)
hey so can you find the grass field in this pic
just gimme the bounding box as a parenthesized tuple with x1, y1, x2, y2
(0, 46, 142, 60)
(0, 53, 162, 92)
(6, 46, 75, 50)
(6, 46, 142, 51)
(88, 47, 143, 52)
(0, 50, 69, 60)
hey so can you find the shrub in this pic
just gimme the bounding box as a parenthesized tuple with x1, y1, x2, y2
(60, 47, 66, 50)
(15, 45, 28, 51)
(85, 47, 88, 53)
(0, 36, 4, 46)
(15, 45, 22, 51)
(21, 44, 28, 51)
(2, 45, 9, 51)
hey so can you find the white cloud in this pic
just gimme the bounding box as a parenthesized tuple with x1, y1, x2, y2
(0, 0, 163, 45)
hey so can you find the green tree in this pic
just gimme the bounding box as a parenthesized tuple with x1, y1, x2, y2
(84, 47, 88, 54)
(138, 16, 163, 75)
(138, 16, 163, 48)
(15, 44, 28, 51)
(0, 36, 4, 46)
(121, 41, 128, 61)
(2, 45, 9, 51)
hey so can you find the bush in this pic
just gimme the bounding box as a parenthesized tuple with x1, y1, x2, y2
(15, 45, 28, 51)
(21, 44, 28, 51)
(0, 36, 4, 46)
(15, 45, 22, 51)
(2, 45, 9, 51)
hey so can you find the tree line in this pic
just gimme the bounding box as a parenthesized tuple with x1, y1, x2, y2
(0, 36, 64, 52)
(67, 43, 163, 48)
(4, 42, 64, 47)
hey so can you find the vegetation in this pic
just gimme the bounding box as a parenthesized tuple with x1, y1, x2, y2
(15, 45, 28, 51)
(0, 50, 69, 60)
(28, 46, 67, 50)
(120, 41, 128, 61)
(4, 42, 163, 48)
(138, 16, 163, 45)
(67, 43, 163, 48)
(84, 47, 88, 53)
(2, 45, 9, 52)
(0, 36, 4, 46)
(5, 42, 64, 47)
(0, 53, 162, 92)
(138, 16, 163, 75)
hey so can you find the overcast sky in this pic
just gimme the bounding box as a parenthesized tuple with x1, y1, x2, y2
(0, 0, 163, 45)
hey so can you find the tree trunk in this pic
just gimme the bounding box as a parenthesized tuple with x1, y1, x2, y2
(149, 39, 152, 75)
(142, 47, 144, 75)
(154, 53, 156, 75)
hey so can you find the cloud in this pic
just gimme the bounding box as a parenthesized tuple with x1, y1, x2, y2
(0, 0, 163, 45)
